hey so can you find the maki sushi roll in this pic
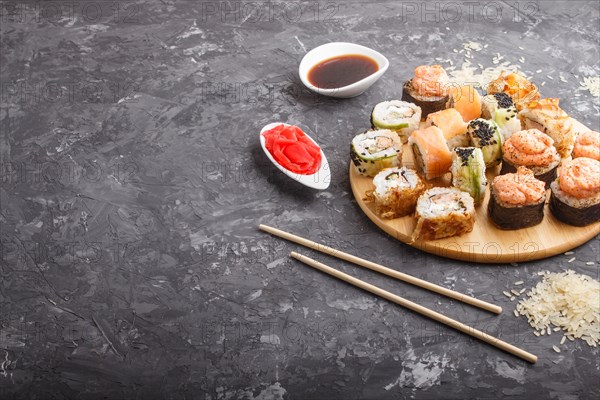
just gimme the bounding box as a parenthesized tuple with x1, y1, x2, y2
(408, 126, 453, 180)
(351, 129, 402, 177)
(488, 167, 546, 230)
(424, 108, 469, 150)
(451, 147, 487, 205)
(371, 100, 421, 143)
(487, 71, 540, 111)
(446, 85, 482, 122)
(482, 93, 522, 141)
(481, 92, 514, 120)
(402, 65, 450, 119)
(572, 131, 600, 161)
(467, 118, 503, 168)
(412, 187, 475, 241)
(518, 98, 576, 158)
(550, 157, 600, 226)
(501, 129, 560, 188)
(365, 167, 425, 219)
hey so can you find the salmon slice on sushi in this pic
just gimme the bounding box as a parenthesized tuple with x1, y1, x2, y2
(408, 126, 453, 180)
(365, 167, 426, 219)
(446, 85, 482, 122)
(488, 167, 546, 230)
(402, 65, 450, 119)
(550, 157, 600, 226)
(424, 108, 469, 150)
(501, 129, 560, 188)
(412, 187, 475, 241)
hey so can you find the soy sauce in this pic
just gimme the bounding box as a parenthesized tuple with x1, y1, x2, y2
(308, 54, 379, 89)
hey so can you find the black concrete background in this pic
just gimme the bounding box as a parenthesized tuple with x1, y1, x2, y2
(0, 0, 599, 399)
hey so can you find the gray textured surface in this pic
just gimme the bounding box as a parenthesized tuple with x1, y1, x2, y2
(1, 0, 599, 399)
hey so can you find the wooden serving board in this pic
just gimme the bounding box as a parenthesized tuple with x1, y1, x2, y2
(349, 119, 600, 263)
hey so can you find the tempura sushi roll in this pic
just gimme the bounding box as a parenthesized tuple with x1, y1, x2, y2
(412, 187, 475, 241)
(467, 118, 503, 168)
(446, 85, 482, 122)
(371, 100, 421, 143)
(550, 157, 600, 226)
(501, 129, 560, 188)
(408, 126, 453, 180)
(351, 129, 402, 177)
(365, 167, 426, 219)
(487, 71, 540, 111)
(424, 108, 469, 150)
(572, 131, 600, 161)
(488, 167, 546, 230)
(402, 65, 450, 119)
(518, 98, 576, 158)
(451, 147, 487, 205)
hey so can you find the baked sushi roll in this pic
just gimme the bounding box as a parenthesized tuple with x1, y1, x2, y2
(412, 187, 475, 241)
(487, 70, 540, 111)
(408, 126, 453, 180)
(446, 85, 482, 122)
(424, 108, 469, 150)
(549, 157, 600, 226)
(488, 167, 546, 230)
(572, 131, 600, 161)
(467, 118, 503, 168)
(351, 129, 402, 177)
(501, 129, 560, 188)
(365, 167, 425, 219)
(371, 100, 421, 143)
(451, 147, 487, 205)
(401, 65, 450, 119)
(518, 98, 576, 158)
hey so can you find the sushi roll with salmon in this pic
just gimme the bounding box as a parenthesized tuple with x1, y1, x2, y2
(412, 187, 475, 241)
(365, 167, 426, 219)
(451, 147, 487, 205)
(371, 100, 421, 143)
(446, 85, 482, 122)
(408, 126, 453, 180)
(351, 129, 402, 177)
(572, 131, 600, 161)
(488, 167, 546, 230)
(402, 65, 450, 119)
(501, 129, 560, 188)
(550, 157, 600, 226)
(424, 108, 469, 150)
(487, 71, 540, 111)
(467, 119, 503, 168)
(518, 98, 576, 158)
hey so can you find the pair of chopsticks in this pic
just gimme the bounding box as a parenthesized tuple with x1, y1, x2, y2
(259, 224, 537, 364)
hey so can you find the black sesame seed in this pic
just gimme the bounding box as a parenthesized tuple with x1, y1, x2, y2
(492, 92, 514, 109)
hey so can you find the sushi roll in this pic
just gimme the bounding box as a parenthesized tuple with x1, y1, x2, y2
(481, 92, 514, 120)
(424, 108, 469, 150)
(572, 131, 600, 161)
(501, 129, 560, 188)
(518, 98, 576, 158)
(451, 147, 487, 205)
(412, 187, 475, 241)
(493, 106, 522, 141)
(488, 167, 546, 230)
(487, 71, 540, 111)
(549, 157, 600, 226)
(402, 65, 450, 119)
(467, 118, 503, 168)
(371, 100, 421, 143)
(446, 85, 482, 122)
(351, 129, 402, 177)
(408, 126, 453, 180)
(365, 167, 426, 219)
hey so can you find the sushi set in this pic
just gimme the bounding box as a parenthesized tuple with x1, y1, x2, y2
(349, 66, 600, 263)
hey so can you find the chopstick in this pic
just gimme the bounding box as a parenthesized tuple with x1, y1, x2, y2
(290, 252, 537, 363)
(259, 224, 502, 314)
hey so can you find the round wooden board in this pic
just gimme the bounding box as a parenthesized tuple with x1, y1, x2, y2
(349, 119, 600, 263)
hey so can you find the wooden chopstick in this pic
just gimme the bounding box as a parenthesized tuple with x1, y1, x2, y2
(259, 224, 502, 314)
(290, 252, 537, 363)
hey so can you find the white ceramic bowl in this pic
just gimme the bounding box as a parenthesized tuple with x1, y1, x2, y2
(260, 122, 331, 190)
(299, 42, 389, 98)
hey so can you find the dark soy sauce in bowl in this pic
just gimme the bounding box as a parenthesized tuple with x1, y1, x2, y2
(308, 54, 379, 89)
